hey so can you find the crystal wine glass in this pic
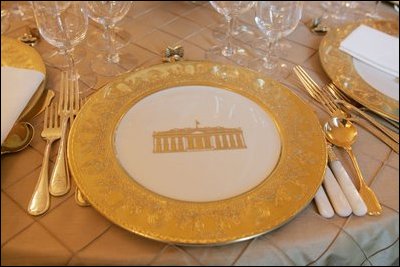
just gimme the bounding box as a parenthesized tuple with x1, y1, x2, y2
(86, 1, 135, 77)
(32, 1, 96, 91)
(86, 21, 132, 51)
(207, 1, 256, 67)
(250, 1, 303, 79)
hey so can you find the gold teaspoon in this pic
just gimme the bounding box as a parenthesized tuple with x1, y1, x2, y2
(323, 117, 382, 216)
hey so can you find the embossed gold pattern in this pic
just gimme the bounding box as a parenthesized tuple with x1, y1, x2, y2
(68, 61, 327, 245)
(153, 121, 246, 153)
(1, 36, 46, 121)
(319, 20, 399, 122)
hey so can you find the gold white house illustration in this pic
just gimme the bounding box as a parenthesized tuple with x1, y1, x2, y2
(153, 121, 247, 153)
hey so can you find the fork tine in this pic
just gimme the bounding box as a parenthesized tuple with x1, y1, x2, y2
(295, 66, 341, 114)
(300, 67, 337, 114)
(49, 101, 54, 128)
(44, 103, 49, 128)
(69, 74, 74, 113)
(59, 72, 65, 114)
(294, 66, 336, 115)
(320, 85, 342, 111)
(74, 77, 79, 111)
(328, 83, 353, 103)
(65, 72, 70, 113)
(53, 102, 58, 128)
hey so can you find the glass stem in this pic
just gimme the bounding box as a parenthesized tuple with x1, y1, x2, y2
(64, 48, 77, 81)
(55, 9, 77, 79)
(262, 37, 278, 70)
(104, 24, 120, 64)
(222, 15, 234, 57)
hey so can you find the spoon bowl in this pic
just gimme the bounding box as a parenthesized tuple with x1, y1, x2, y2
(324, 116, 357, 147)
(1, 122, 35, 155)
(323, 117, 382, 216)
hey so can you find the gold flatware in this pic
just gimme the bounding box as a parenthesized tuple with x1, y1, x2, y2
(293, 66, 399, 153)
(49, 71, 79, 196)
(27, 102, 61, 216)
(1, 122, 34, 155)
(326, 84, 399, 143)
(324, 117, 382, 216)
(326, 83, 399, 130)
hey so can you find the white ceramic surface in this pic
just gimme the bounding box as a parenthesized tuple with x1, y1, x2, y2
(115, 85, 281, 202)
(353, 58, 399, 101)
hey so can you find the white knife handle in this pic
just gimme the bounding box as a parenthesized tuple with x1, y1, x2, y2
(314, 186, 335, 218)
(323, 167, 352, 217)
(329, 160, 367, 216)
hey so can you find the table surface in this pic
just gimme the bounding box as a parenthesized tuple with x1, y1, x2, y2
(1, 1, 399, 266)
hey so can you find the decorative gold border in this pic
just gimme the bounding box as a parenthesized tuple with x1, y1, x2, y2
(319, 20, 399, 122)
(1, 36, 47, 120)
(68, 61, 327, 245)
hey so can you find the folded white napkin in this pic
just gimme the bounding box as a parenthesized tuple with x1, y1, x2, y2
(1, 66, 45, 145)
(339, 24, 399, 77)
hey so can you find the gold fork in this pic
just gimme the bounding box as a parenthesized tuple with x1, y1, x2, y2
(49, 71, 80, 196)
(294, 66, 398, 153)
(28, 102, 61, 216)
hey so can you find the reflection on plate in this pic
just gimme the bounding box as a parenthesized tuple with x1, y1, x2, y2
(1, 36, 46, 121)
(68, 61, 327, 245)
(319, 20, 399, 122)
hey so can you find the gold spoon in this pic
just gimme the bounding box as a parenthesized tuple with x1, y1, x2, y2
(1, 122, 35, 155)
(323, 117, 382, 216)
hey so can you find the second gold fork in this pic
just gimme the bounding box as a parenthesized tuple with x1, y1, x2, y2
(49, 71, 80, 196)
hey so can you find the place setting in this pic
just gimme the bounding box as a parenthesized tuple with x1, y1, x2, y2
(1, 1, 399, 265)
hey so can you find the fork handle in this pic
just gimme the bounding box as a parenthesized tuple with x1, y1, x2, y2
(28, 140, 52, 216)
(49, 117, 70, 196)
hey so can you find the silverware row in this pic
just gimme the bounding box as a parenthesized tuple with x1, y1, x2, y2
(294, 65, 387, 217)
(27, 71, 89, 216)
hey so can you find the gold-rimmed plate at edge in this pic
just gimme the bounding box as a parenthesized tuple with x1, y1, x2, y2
(1, 35, 47, 121)
(319, 20, 399, 122)
(67, 61, 327, 245)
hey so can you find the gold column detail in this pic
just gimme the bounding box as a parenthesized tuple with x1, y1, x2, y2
(170, 137, 177, 152)
(177, 136, 184, 151)
(229, 134, 235, 148)
(235, 133, 245, 148)
(188, 136, 194, 150)
(153, 125, 246, 153)
(215, 135, 222, 149)
(163, 137, 169, 152)
(204, 135, 212, 149)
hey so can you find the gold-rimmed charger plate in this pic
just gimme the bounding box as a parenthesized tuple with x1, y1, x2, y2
(319, 20, 399, 122)
(68, 61, 327, 245)
(1, 35, 47, 121)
